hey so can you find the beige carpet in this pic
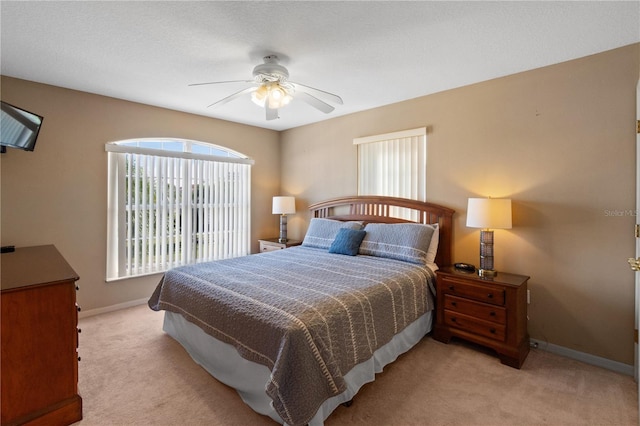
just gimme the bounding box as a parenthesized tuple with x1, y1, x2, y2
(75, 304, 637, 425)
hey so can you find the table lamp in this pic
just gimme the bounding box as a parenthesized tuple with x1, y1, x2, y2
(272, 196, 296, 243)
(466, 197, 512, 277)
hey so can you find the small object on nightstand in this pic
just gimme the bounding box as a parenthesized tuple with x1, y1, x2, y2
(433, 265, 530, 369)
(259, 238, 302, 253)
(454, 262, 476, 273)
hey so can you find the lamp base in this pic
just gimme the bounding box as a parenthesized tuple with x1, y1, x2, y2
(279, 214, 288, 244)
(478, 269, 497, 277)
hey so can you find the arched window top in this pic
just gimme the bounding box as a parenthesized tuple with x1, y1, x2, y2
(106, 138, 253, 165)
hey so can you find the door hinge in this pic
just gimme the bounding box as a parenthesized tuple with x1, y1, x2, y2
(635, 224, 640, 238)
(637, 120, 640, 134)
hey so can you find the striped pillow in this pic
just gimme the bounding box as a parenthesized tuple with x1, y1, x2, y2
(359, 223, 436, 265)
(302, 218, 364, 250)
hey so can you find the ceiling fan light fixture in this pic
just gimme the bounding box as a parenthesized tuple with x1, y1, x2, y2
(252, 82, 293, 109)
(251, 84, 269, 106)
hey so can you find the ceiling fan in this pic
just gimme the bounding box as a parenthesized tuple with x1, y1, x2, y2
(189, 55, 343, 121)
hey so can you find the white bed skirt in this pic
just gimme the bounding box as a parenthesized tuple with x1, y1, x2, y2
(163, 310, 433, 425)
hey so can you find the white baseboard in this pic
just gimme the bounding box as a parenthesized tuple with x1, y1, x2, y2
(531, 338, 634, 376)
(78, 298, 149, 319)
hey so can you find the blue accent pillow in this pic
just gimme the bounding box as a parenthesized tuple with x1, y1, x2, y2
(329, 228, 367, 256)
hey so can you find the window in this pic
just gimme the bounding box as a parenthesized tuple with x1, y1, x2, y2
(355, 127, 427, 199)
(354, 127, 427, 220)
(106, 138, 253, 281)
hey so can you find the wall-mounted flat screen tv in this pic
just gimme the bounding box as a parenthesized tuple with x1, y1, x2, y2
(0, 101, 44, 152)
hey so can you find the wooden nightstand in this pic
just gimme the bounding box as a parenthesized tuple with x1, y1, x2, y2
(258, 238, 302, 253)
(433, 265, 530, 369)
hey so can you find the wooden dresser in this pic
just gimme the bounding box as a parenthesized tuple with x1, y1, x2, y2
(1, 245, 82, 426)
(433, 266, 530, 368)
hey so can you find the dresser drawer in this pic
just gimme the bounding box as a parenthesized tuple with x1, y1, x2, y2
(443, 310, 506, 341)
(440, 276, 505, 306)
(444, 294, 506, 324)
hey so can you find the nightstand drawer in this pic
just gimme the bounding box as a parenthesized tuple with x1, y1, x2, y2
(260, 243, 283, 252)
(443, 310, 506, 342)
(440, 276, 505, 305)
(444, 294, 506, 324)
(258, 238, 302, 253)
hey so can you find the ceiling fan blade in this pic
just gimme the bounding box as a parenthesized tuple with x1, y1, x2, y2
(189, 80, 254, 87)
(207, 87, 256, 108)
(295, 91, 335, 114)
(266, 105, 279, 120)
(291, 82, 343, 105)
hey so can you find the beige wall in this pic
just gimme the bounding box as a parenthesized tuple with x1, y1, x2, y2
(2, 43, 638, 366)
(281, 44, 640, 365)
(0, 77, 281, 311)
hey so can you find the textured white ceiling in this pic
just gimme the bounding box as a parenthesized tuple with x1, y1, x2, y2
(1, 1, 638, 131)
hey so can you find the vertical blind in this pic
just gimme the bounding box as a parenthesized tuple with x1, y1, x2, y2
(355, 127, 427, 219)
(106, 144, 252, 281)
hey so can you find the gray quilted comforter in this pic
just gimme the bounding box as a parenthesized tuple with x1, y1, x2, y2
(148, 246, 436, 426)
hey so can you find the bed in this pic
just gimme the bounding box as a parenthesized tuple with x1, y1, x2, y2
(148, 196, 454, 425)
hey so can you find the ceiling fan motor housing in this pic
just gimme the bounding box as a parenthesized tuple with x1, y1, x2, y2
(253, 55, 289, 82)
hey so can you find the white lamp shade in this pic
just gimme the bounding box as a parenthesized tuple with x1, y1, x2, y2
(466, 198, 512, 229)
(272, 196, 296, 215)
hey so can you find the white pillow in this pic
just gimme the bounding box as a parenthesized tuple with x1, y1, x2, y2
(426, 223, 439, 265)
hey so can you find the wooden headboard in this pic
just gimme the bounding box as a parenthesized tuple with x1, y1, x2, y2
(308, 196, 455, 267)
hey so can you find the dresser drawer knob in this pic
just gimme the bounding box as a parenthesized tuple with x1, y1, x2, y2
(448, 285, 455, 291)
(451, 301, 457, 307)
(487, 293, 493, 299)
(489, 311, 496, 317)
(76, 305, 82, 312)
(78, 356, 82, 362)
(451, 317, 457, 323)
(77, 328, 82, 333)
(490, 328, 496, 334)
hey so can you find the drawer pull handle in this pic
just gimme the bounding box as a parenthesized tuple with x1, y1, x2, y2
(487, 293, 493, 299)
(451, 301, 457, 307)
(448, 285, 455, 291)
(489, 311, 496, 317)
(451, 317, 457, 323)
(78, 356, 82, 362)
(78, 328, 82, 333)
(490, 328, 496, 334)
(76, 305, 82, 312)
